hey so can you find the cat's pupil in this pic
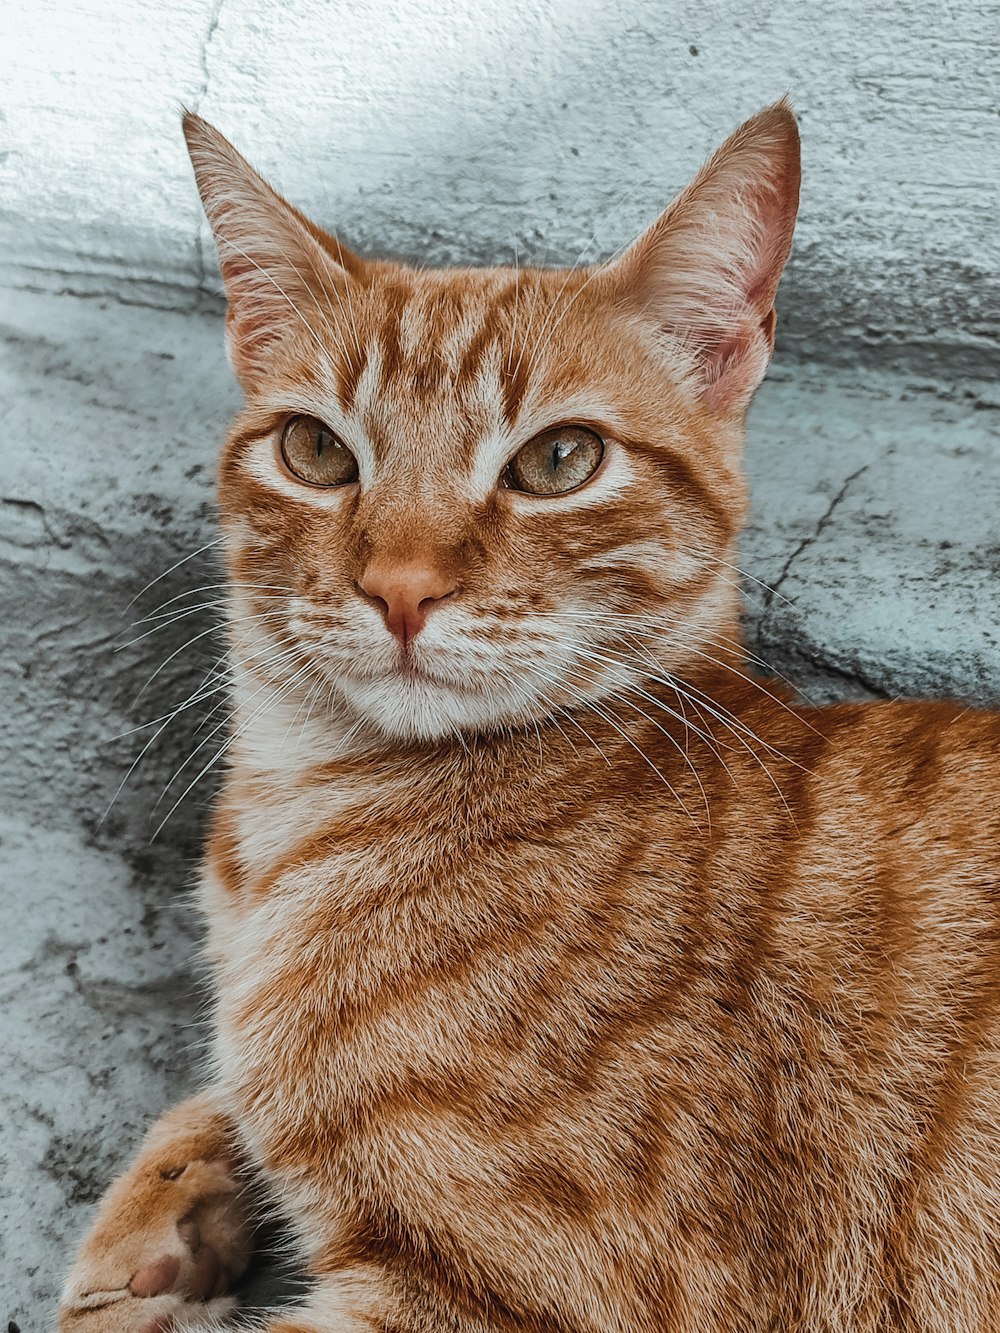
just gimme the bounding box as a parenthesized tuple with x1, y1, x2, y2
(316, 432, 325, 457)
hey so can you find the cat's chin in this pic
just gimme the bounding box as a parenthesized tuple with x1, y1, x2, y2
(335, 668, 539, 744)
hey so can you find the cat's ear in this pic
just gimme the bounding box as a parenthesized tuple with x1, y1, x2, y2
(605, 100, 800, 416)
(182, 112, 361, 386)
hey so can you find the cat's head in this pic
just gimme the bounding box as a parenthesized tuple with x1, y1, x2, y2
(183, 104, 799, 744)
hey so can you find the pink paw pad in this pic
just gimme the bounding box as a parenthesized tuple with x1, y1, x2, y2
(129, 1255, 181, 1298)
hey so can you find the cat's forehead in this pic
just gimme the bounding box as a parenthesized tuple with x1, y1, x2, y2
(292, 264, 611, 479)
(344, 270, 516, 414)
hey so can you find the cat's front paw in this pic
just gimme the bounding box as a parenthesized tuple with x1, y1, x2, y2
(58, 1106, 253, 1333)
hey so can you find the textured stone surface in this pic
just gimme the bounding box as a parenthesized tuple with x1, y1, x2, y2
(3, 0, 999, 375)
(2, 285, 998, 1324)
(745, 363, 1000, 703)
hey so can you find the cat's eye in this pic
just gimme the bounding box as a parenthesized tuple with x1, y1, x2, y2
(280, 415, 359, 487)
(504, 426, 604, 496)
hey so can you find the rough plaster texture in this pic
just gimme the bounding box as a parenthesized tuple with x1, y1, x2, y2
(2, 0, 999, 1324)
(2, 0, 999, 374)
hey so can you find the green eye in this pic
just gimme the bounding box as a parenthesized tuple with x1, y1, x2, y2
(280, 415, 358, 487)
(504, 426, 604, 496)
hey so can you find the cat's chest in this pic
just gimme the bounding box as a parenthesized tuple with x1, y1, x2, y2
(204, 773, 608, 1120)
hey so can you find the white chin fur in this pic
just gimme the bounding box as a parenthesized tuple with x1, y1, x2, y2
(336, 672, 535, 742)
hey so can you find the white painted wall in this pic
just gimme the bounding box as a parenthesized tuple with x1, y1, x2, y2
(3, 0, 997, 372)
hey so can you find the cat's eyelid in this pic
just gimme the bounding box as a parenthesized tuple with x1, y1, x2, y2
(240, 434, 362, 507)
(503, 439, 635, 510)
(469, 402, 627, 496)
(253, 394, 376, 484)
(504, 419, 615, 457)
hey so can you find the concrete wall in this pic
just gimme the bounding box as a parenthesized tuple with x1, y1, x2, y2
(3, 0, 998, 375)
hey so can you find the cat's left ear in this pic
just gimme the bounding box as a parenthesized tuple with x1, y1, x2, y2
(182, 112, 362, 387)
(604, 100, 800, 417)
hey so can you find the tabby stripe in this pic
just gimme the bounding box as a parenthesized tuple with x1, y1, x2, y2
(625, 440, 737, 540)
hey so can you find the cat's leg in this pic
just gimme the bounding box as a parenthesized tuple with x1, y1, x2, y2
(58, 1091, 255, 1333)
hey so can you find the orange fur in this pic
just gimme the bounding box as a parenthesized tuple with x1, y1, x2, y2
(59, 104, 1000, 1333)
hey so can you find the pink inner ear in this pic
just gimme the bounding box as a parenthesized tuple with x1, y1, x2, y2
(701, 329, 756, 413)
(219, 244, 310, 377)
(759, 306, 777, 354)
(740, 182, 796, 316)
(227, 297, 270, 348)
(700, 308, 776, 414)
(695, 182, 788, 410)
(224, 303, 260, 380)
(612, 102, 800, 414)
(706, 333, 747, 383)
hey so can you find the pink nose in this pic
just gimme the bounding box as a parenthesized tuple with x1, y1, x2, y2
(359, 561, 457, 647)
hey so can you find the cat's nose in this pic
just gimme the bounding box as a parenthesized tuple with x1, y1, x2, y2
(359, 561, 458, 647)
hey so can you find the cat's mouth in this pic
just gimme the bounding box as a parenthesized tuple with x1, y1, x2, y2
(389, 656, 480, 696)
(332, 650, 506, 741)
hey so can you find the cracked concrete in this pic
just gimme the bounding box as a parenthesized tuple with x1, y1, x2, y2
(764, 463, 872, 607)
(189, 0, 228, 299)
(745, 367, 1000, 701)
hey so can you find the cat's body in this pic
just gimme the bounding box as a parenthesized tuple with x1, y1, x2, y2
(207, 686, 1000, 1331)
(58, 104, 1000, 1333)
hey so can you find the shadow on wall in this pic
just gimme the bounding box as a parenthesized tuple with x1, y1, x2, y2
(0, 271, 257, 1326)
(1, 290, 242, 865)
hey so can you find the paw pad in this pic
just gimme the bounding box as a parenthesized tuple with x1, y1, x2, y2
(129, 1256, 181, 1299)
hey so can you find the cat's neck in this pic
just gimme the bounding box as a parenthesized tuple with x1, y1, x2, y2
(217, 633, 770, 891)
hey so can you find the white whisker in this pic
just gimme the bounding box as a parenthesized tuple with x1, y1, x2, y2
(526, 660, 697, 825)
(150, 659, 317, 839)
(125, 537, 225, 609)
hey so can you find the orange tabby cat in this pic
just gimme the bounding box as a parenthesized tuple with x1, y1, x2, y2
(58, 102, 1000, 1333)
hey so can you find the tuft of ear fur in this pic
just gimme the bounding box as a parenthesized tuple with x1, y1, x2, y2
(607, 99, 800, 417)
(181, 112, 362, 386)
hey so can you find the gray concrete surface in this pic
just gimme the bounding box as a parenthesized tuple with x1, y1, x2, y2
(3, 0, 999, 377)
(1, 285, 998, 1326)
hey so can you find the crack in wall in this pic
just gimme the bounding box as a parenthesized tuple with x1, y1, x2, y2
(1, 497, 71, 551)
(765, 463, 871, 606)
(188, 0, 227, 305)
(753, 462, 876, 688)
(193, 0, 225, 109)
(747, 630, 892, 701)
(2, 276, 224, 314)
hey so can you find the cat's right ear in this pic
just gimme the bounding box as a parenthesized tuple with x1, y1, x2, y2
(601, 100, 800, 419)
(182, 113, 361, 387)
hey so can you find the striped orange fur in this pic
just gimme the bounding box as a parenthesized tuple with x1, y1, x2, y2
(59, 103, 1000, 1333)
